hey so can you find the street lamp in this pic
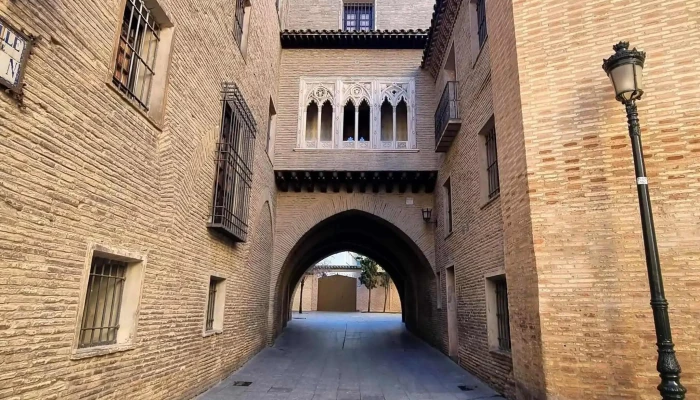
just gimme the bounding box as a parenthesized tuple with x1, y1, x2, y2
(602, 41, 686, 400)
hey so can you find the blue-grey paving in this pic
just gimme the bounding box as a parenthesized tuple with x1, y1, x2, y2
(198, 313, 504, 400)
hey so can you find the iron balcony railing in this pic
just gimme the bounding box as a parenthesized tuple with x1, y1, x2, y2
(435, 81, 460, 146)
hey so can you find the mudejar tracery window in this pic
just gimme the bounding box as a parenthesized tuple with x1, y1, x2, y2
(208, 83, 257, 242)
(297, 78, 416, 150)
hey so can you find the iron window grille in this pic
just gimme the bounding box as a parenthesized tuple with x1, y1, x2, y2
(234, 0, 247, 47)
(476, 0, 487, 48)
(444, 178, 453, 233)
(208, 83, 257, 242)
(495, 278, 511, 352)
(205, 278, 218, 331)
(79, 257, 128, 348)
(435, 81, 460, 143)
(344, 3, 374, 31)
(112, 0, 160, 111)
(485, 125, 500, 199)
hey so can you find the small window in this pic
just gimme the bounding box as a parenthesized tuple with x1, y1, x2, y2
(205, 276, 226, 333)
(267, 98, 277, 155)
(343, 101, 355, 141)
(486, 274, 511, 352)
(73, 245, 146, 358)
(358, 100, 370, 142)
(234, 0, 252, 57)
(79, 257, 128, 348)
(483, 123, 500, 199)
(208, 83, 257, 242)
(395, 99, 408, 142)
(444, 178, 453, 234)
(305, 102, 319, 141)
(344, 2, 374, 31)
(380, 99, 393, 141)
(476, 0, 488, 47)
(320, 101, 333, 142)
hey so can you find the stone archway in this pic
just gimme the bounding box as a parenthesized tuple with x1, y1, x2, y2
(270, 208, 437, 344)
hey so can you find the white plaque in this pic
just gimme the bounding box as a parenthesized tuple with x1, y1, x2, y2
(406, 197, 414, 205)
(0, 18, 31, 95)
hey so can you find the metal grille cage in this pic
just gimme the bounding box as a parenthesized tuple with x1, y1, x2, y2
(485, 125, 500, 199)
(112, 0, 160, 111)
(79, 257, 127, 348)
(208, 83, 257, 242)
(344, 3, 374, 31)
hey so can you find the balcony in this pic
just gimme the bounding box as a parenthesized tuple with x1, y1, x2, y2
(434, 81, 461, 152)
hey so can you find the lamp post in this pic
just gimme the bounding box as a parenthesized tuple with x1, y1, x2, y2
(602, 42, 686, 400)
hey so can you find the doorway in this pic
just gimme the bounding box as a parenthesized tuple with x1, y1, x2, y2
(446, 266, 459, 359)
(317, 275, 357, 312)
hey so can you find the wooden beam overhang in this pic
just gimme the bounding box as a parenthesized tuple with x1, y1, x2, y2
(281, 29, 429, 49)
(275, 170, 438, 194)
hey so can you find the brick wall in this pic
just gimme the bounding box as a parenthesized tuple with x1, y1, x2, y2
(0, 0, 280, 398)
(285, 0, 434, 31)
(431, 2, 514, 397)
(291, 273, 319, 312)
(357, 280, 402, 313)
(275, 48, 438, 171)
(490, 0, 700, 398)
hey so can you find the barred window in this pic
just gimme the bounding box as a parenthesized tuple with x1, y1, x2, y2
(79, 257, 127, 348)
(234, 0, 252, 54)
(205, 278, 218, 331)
(495, 278, 511, 352)
(344, 3, 374, 31)
(476, 0, 487, 47)
(208, 83, 257, 242)
(484, 125, 500, 199)
(444, 178, 453, 234)
(113, 0, 161, 111)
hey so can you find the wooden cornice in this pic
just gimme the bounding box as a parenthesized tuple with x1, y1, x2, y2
(274, 170, 438, 194)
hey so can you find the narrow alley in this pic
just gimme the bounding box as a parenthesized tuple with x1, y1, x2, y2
(200, 313, 503, 400)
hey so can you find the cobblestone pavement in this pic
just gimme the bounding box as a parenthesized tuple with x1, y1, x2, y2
(198, 312, 505, 400)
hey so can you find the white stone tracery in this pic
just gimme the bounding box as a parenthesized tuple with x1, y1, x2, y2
(297, 78, 416, 150)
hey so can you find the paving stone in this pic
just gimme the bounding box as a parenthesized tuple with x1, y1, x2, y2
(199, 313, 503, 400)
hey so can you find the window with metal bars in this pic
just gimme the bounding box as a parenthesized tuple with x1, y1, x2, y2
(79, 257, 127, 348)
(484, 125, 500, 199)
(444, 178, 453, 234)
(208, 83, 257, 242)
(112, 0, 161, 111)
(476, 0, 488, 47)
(205, 278, 218, 331)
(494, 278, 511, 352)
(343, 3, 374, 31)
(234, 0, 251, 49)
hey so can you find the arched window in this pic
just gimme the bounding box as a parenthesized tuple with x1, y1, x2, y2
(305, 101, 318, 141)
(396, 99, 408, 142)
(380, 98, 393, 142)
(320, 101, 333, 142)
(343, 101, 355, 142)
(358, 100, 370, 142)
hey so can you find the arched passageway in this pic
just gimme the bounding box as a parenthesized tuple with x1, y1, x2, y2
(271, 210, 438, 343)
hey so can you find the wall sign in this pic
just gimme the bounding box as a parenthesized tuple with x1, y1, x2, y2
(0, 18, 32, 97)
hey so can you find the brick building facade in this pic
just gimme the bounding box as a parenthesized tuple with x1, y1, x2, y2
(1, 0, 699, 399)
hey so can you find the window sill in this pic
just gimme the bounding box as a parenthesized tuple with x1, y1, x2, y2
(203, 329, 223, 338)
(105, 82, 164, 132)
(293, 148, 419, 153)
(70, 343, 136, 360)
(480, 193, 500, 210)
(489, 348, 512, 359)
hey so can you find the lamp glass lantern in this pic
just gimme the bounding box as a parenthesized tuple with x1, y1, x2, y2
(602, 42, 646, 102)
(421, 208, 433, 223)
